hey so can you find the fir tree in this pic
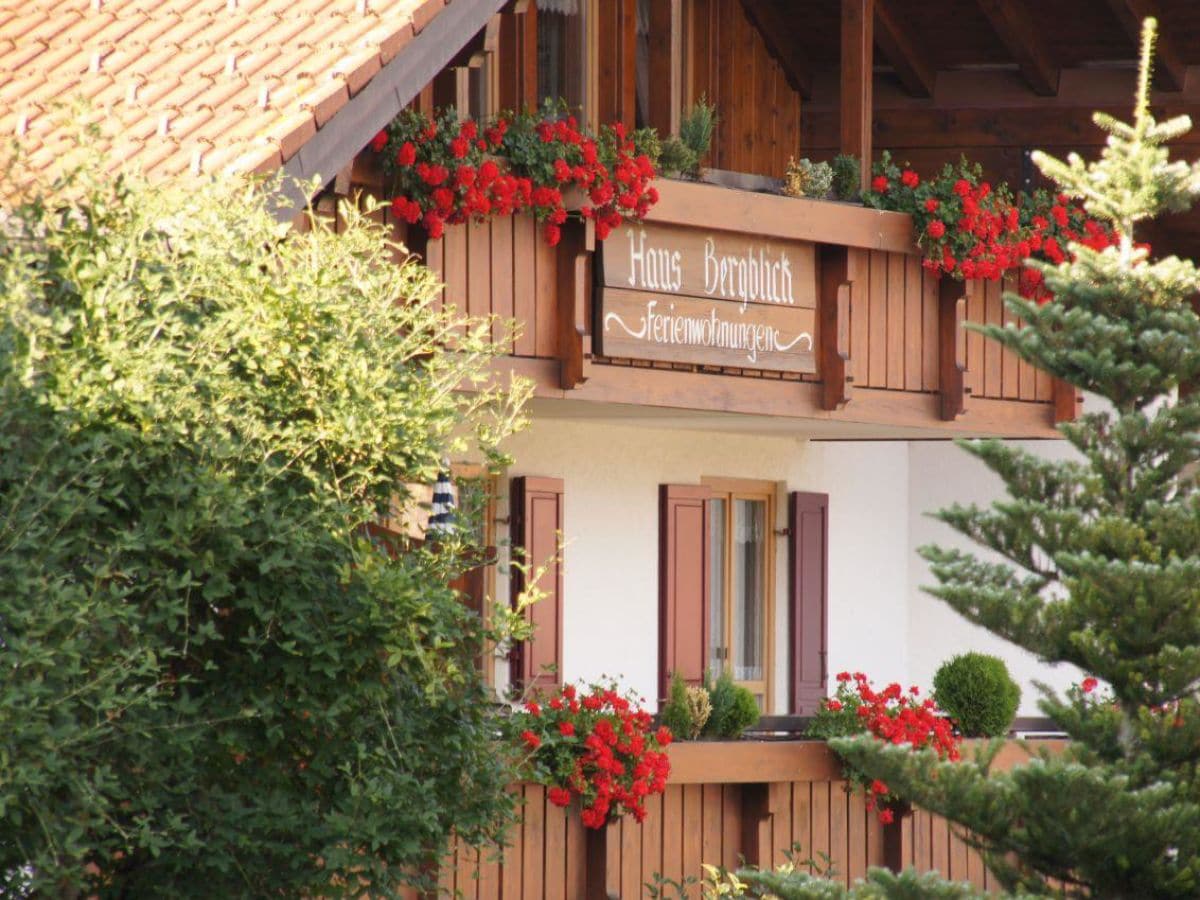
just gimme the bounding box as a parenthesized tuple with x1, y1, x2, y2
(833, 19, 1200, 898)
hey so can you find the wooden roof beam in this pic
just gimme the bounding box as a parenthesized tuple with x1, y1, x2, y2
(1104, 0, 1185, 91)
(740, 0, 814, 100)
(975, 0, 1060, 96)
(874, 0, 936, 97)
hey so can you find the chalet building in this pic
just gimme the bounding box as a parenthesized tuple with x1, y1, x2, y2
(6, 0, 1200, 721)
(7, 0, 1200, 892)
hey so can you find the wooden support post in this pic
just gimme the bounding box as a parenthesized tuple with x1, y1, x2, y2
(1053, 377, 1081, 424)
(740, 783, 775, 869)
(584, 820, 619, 900)
(840, 0, 874, 191)
(557, 220, 592, 390)
(882, 804, 913, 873)
(939, 276, 969, 420)
(819, 245, 853, 410)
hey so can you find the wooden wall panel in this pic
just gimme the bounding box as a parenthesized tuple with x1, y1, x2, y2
(689, 0, 802, 177)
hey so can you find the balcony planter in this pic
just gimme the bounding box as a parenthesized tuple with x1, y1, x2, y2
(644, 176, 915, 253)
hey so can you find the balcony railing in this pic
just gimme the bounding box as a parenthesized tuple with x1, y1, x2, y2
(404, 738, 1063, 899)
(349, 158, 1074, 437)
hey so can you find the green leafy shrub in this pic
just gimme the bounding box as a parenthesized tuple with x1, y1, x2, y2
(0, 137, 531, 897)
(661, 672, 696, 738)
(932, 653, 1021, 737)
(703, 672, 760, 739)
(659, 97, 717, 179)
(831, 153, 861, 201)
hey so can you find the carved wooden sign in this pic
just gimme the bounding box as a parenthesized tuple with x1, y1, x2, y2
(596, 222, 817, 373)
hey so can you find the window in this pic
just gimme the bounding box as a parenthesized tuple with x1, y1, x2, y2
(704, 479, 775, 710)
(537, 0, 587, 114)
(659, 482, 826, 715)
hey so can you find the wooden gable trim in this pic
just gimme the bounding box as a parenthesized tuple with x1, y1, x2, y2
(271, 0, 508, 221)
(740, 0, 815, 100)
(1104, 0, 1185, 92)
(974, 0, 1060, 97)
(874, 0, 936, 98)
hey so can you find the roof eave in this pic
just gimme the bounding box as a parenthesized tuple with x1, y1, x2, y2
(270, 0, 505, 221)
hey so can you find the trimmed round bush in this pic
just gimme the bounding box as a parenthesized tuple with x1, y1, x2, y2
(933, 653, 1021, 737)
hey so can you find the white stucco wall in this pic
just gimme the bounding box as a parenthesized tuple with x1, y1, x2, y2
(497, 417, 917, 712)
(906, 439, 1082, 714)
(493, 414, 1076, 716)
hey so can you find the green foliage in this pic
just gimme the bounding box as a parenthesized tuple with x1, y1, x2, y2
(829, 21, 1200, 898)
(703, 672, 760, 739)
(659, 97, 718, 179)
(783, 157, 835, 200)
(701, 860, 1003, 898)
(660, 672, 711, 740)
(932, 653, 1021, 738)
(831, 154, 861, 202)
(0, 138, 531, 897)
(632, 125, 663, 168)
(805, 690, 866, 742)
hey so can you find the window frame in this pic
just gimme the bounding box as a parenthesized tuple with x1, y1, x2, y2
(701, 476, 776, 712)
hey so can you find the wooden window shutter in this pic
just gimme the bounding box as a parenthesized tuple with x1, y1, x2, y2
(789, 491, 829, 715)
(510, 476, 564, 690)
(658, 484, 711, 702)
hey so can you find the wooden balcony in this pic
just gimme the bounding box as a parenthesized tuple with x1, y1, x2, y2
(410, 738, 1061, 899)
(350, 165, 1073, 438)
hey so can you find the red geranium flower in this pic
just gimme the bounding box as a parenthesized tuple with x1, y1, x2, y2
(901, 169, 919, 188)
(396, 141, 416, 166)
(370, 130, 388, 152)
(927, 220, 946, 239)
(1081, 677, 1099, 694)
(548, 787, 572, 807)
(871, 175, 889, 193)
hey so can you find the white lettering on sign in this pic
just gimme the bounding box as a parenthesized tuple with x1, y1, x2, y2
(604, 298, 812, 365)
(626, 228, 683, 292)
(703, 238, 794, 310)
(621, 227, 799, 309)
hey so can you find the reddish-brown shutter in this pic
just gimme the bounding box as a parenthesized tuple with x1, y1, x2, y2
(510, 476, 564, 690)
(789, 491, 829, 715)
(658, 484, 711, 702)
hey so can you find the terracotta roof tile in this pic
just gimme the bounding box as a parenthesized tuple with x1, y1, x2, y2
(332, 48, 381, 96)
(298, 78, 349, 128)
(0, 0, 450, 183)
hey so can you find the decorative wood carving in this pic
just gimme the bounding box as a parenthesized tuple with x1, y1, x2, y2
(557, 221, 591, 389)
(939, 276, 969, 420)
(1053, 377, 1081, 424)
(819, 245, 853, 410)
